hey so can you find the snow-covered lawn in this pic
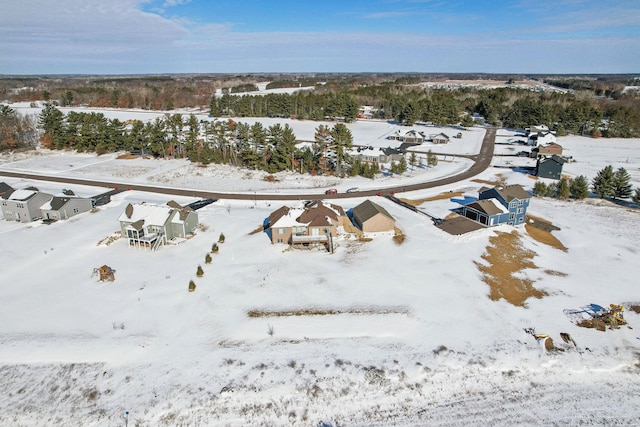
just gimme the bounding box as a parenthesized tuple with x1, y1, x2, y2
(1, 113, 639, 425)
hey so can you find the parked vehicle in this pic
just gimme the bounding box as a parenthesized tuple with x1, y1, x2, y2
(516, 151, 530, 157)
(346, 187, 359, 193)
(325, 188, 338, 195)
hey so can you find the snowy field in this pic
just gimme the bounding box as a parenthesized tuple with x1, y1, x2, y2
(1, 109, 640, 425)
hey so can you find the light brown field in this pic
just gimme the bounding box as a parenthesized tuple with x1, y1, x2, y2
(399, 191, 463, 206)
(525, 215, 567, 252)
(475, 230, 547, 307)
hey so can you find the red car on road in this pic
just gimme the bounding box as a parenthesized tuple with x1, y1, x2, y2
(325, 188, 338, 194)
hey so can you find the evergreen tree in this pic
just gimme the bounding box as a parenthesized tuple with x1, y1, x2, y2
(533, 181, 548, 197)
(205, 253, 212, 264)
(329, 123, 353, 176)
(556, 177, 570, 200)
(570, 175, 590, 199)
(196, 265, 204, 277)
(398, 156, 408, 173)
(38, 103, 65, 149)
(612, 167, 633, 199)
(427, 150, 438, 167)
(591, 165, 615, 198)
(409, 152, 417, 169)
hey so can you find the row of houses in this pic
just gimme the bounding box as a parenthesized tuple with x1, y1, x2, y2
(1, 181, 200, 251)
(267, 199, 396, 252)
(388, 130, 452, 145)
(0, 183, 93, 223)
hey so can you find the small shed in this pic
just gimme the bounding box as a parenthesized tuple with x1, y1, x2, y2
(351, 200, 395, 234)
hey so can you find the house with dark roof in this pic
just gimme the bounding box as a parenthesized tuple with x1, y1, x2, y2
(402, 130, 425, 145)
(40, 196, 93, 221)
(462, 184, 531, 226)
(0, 182, 14, 198)
(536, 155, 566, 180)
(351, 200, 395, 235)
(118, 201, 199, 250)
(431, 133, 450, 144)
(267, 200, 346, 251)
(0, 187, 53, 223)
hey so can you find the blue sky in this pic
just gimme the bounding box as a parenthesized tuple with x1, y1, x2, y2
(1, 0, 638, 74)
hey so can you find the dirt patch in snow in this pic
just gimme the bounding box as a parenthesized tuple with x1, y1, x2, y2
(472, 174, 507, 186)
(248, 225, 264, 235)
(475, 230, 547, 307)
(399, 191, 464, 206)
(525, 215, 567, 252)
(247, 307, 410, 317)
(393, 227, 406, 245)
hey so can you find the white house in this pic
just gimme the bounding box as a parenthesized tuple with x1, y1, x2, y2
(118, 201, 199, 250)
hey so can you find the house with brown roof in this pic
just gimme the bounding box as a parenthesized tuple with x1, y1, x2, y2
(0, 186, 53, 223)
(531, 143, 563, 158)
(460, 199, 508, 227)
(462, 184, 531, 226)
(267, 200, 346, 251)
(118, 200, 199, 250)
(351, 199, 396, 236)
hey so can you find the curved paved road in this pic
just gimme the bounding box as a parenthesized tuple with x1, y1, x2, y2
(0, 128, 495, 201)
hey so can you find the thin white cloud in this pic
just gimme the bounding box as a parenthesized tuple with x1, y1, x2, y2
(0, 0, 637, 74)
(163, 0, 192, 7)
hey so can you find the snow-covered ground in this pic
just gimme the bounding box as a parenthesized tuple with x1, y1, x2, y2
(1, 109, 640, 426)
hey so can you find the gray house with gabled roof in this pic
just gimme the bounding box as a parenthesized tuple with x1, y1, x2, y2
(0, 187, 53, 222)
(41, 196, 93, 221)
(536, 155, 566, 180)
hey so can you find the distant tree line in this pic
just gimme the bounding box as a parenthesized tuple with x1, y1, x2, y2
(3, 74, 638, 137)
(210, 92, 360, 122)
(37, 105, 384, 178)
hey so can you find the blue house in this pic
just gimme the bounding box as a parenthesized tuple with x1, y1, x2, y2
(462, 184, 531, 226)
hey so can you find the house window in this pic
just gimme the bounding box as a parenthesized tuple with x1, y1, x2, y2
(277, 228, 285, 234)
(276, 238, 283, 243)
(509, 201, 516, 208)
(17, 203, 24, 208)
(517, 208, 523, 214)
(292, 226, 306, 234)
(518, 200, 523, 205)
(509, 213, 515, 220)
(73, 208, 79, 213)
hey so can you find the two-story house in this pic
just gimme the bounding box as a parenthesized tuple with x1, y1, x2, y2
(118, 201, 199, 250)
(462, 184, 531, 226)
(0, 187, 53, 223)
(268, 200, 346, 252)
